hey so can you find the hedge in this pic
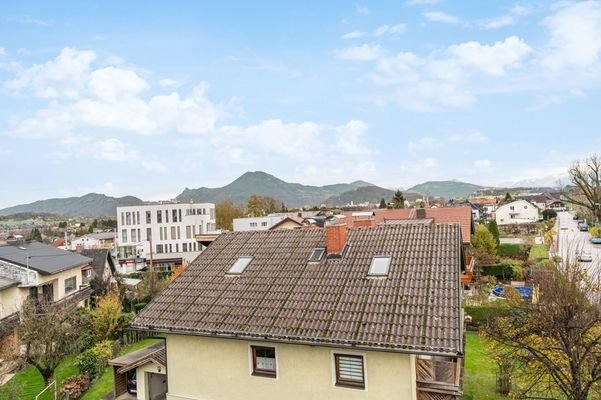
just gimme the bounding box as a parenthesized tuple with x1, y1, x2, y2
(464, 304, 510, 329)
(498, 243, 522, 257)
(482, 263, 514, 279)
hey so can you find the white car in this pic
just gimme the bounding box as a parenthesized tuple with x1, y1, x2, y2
(578, 250, 593, 262)
(560, 224, 568, 230)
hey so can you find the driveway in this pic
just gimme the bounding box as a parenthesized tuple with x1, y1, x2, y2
(556, 211, 601, 268)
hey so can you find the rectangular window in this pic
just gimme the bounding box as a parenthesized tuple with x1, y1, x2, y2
(309, 248, 325, 262)
(169, 244, 172, 253)
(251, 346, 276, 378)
(64, 276, 77, 294)
(136, 212, 140, 225)
(121, 212, 125, 226)
(227, 256, 253, 274)
(156, 244, 163, 254)
(210, 208, 215, 219)
(171, 227, 176, 240)
(175, 243, 179, 252)
(183, 243, 188, 252)
(165, 210, 169, 223)
(157, 210, 162, 223)
(131, 229, 137, 243)
(173, 209, 178, 223)
(122, 229, 128, 243)
(146, 211, 152, 224)
(186, 225, 191, 239)
(250, 222, 258, 228)
(126, 212, 131, 225)
(261, 221, 268, 227)
(159, 227, 163, 241)
(192, 225, 196, 236)
(178, 209, 182, 222)
(334, 354, 365, 389)
(177, 226, 181, 239)
(146, 228, 152, 241)
(368, 256, 391, 276)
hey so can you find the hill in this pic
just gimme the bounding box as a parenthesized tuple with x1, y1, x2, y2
(407, 180, 483, 199)
(323, 186, 422, 206)
(0, 193, 144, 218)
(176, 171, 376, 207)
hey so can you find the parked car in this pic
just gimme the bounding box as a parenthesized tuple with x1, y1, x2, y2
(578, 222, 589, 231)
(578, 250, 593, 262)
(127, 371, 137, 394)
(592, 237, 601, 244)
(559, 224, 568, 230)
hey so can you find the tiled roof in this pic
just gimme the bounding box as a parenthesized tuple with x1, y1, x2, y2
(80, 249, 116, 277)
(0, 242, 91, 275)
(131, 224, 463, 356)
(342, 206, 473, 244)
(109, 341, 166, 374)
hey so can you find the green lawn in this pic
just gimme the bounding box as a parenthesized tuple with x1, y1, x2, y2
(529, 243, 549, 260)
(464, 331, 507, 400)
(0, 339, 162, 400)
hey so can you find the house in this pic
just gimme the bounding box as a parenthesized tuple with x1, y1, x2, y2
(116, 202, 218, 272)
(341, 205, 474, 245)
(131, 223, 465, 400)
(268, 216, 304, 230)
(0, 241, 92, 359)
(495, 199, 540, 226)
(233, 212, 318, 232)
(69, 232, 116, 251)
(80, 249, 116, 286)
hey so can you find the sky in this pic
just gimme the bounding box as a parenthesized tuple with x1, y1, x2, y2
(1, 1, 601, 208)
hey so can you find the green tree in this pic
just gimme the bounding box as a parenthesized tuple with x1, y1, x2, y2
(563, 154, 601, 222)
(391, 190, 405, 209)
(246, 194, 266, 217)
(487, 220, 500, 248)
(29, 228, 42, 242)
(504, 192, 513, 203)
(215, 199, 245, 231)
(472, 224, 498, 257)
(58, 221, 67, 228)
(379, 198, 387, 208)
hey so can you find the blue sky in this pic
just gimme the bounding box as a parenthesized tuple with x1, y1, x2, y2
(1, 1, 601, 208)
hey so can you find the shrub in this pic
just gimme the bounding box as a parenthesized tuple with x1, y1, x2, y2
(134, 302, 147, 313)
(542, 209, 557, 220)
(464, 304, 510, 329)
(482, 263, 514, 280)
(590, 226, 601, 238)
(498, 243, 521, 257)
(59, 374, 90, 399)
(75, 340, 114, 381)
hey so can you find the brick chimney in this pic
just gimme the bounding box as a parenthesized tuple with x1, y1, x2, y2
(326, 223, 347, 254)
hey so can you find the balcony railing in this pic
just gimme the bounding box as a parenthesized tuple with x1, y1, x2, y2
(416, 357, 462, 400)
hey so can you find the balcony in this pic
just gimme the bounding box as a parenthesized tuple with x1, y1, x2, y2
(416, 356, 463, 400)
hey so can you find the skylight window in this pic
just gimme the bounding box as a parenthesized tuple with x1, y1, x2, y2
(309, 248, 325, 262)
(227, 256, 253, 274)
(368, 256, 391, 276)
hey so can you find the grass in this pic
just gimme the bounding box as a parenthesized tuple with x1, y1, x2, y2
(498, 243, 523, 258)
(80, 337, 163, 400)
(0, 339, 162, 400)
(464, 331, 507, 400)
(529, 243, 549, 260)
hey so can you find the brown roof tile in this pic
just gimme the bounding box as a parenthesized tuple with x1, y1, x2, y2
(131, 224, 463, 356)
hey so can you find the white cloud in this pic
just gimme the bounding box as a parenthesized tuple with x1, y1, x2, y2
(449, 131, 488, 143)
(93, 138, 167, 172)
(335, 44, 382, 61)
(335, 120, 371, 155)
(540, 1, 601, 71)
(356, 4, 369, 14)
(423, 157, 438, 168)
(424, 11, 462, 24)
(374, 25, 390, 36)
(480, 4, 532, 29)
(89, 67, 149, 101)
(389, 23, 407, 35)
(159, 78, 183, 90)
(408, 137, 439, 151)
(406, 0, 439, 5)
(0, 47, 6, 57)
(341, 30, 367, 39)
(448, 36, 532, 76)
(474, 159, 492, 169)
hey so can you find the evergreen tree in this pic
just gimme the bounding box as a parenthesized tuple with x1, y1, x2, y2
(392, 190, 405, 209)
(379, 198, 387, 208)
(487, 220, 501, 248)
(30, 228, 42, 242)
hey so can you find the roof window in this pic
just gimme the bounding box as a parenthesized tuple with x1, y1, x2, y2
(368, 256, 391, 276)
(227, 256, 253, 275)
(309, 248, 325, 262)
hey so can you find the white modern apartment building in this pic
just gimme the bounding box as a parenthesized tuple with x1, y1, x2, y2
(116, 202, 217, 271)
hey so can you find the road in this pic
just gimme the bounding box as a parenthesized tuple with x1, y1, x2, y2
(556, 211, 601, 268)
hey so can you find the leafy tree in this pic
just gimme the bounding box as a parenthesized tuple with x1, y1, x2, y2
(215, 198, 245, 231)
(542, 209, 557, 220)
(391, 190, 405, 209)
(484, 260, 601, 400)
(280, 202, 288, 213)
(58, 221, 67, 228)
(487, 220, 500, 248)
(472, 224, 498, 260)
(246, 194, 265, 217)
(379, 198, 387, 208)
(590, 226, 601, 238)
(29, 228, 42, 242)
(504, 192, 513, 203)
(563, 154, 601, 222)
(19, 299, 88, 383)
(91, 292, 125, 341)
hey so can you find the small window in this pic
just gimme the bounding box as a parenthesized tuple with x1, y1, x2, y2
(227, 256, 253, 274)
(64, 276, 77, 294)
(251, 346, 276, 378)
(309, 248, 325, 262)
(334, 354, 365, 389)
(368, 256, 391, 276)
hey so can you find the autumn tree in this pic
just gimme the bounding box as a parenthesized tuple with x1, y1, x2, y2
(91, 292, 125, 341)
(19, 299, 88, 383)
(391, 190, 405, 209)
(215, 198, 245, 231)
(471, 224, 498, 266)
(246, 194, 266, 217)
(562, 154, 601, 222)
(484, 259, 601, 400)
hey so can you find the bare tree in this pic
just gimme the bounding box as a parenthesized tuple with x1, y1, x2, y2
(483, 257, 601, 400)
(563, 154, 601, 222)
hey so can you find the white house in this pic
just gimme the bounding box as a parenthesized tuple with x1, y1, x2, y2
(495, 200, 540, 225)
(116, 202, 218, 272)
(69, 232, 116, 251)
(233, 212, 317, 232)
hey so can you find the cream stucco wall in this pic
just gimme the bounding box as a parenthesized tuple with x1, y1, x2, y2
(0, 286, 21, 318)
(137, 362, 167, 400)
(165, 334, 417, 400)
(36, 266, 83, 301)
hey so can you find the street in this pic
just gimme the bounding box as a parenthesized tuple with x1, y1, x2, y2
(556, 211, 601, 267)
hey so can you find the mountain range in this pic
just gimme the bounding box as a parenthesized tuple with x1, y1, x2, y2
(0, 171, 493, 218)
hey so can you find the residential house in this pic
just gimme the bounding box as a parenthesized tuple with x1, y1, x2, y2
(69, 232, 116, 251)
(233, 212, 318, 232)
(80, 248, 116, 287)
(0, 241, 92, 359)
(116, 202, 218, 272)
(495, 199, 540, 233)
(131, 223, 465, 400)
